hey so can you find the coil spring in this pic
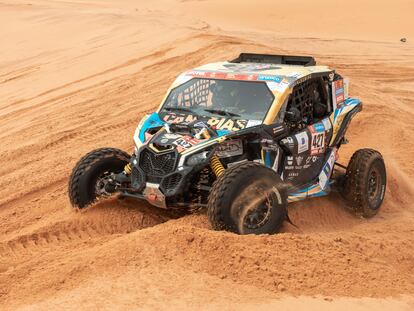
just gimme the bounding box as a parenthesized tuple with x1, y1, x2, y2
(124, 163, 132, 175)
(210, 155, 225, 177)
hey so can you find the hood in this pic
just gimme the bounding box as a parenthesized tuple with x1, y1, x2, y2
(136, 112, 260, 154)
(146, 116, 228, 154)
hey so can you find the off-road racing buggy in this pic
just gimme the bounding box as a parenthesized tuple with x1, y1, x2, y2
(69, 53, 386, 235)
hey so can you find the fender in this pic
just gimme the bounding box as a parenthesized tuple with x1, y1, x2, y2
(330, 100, 362, 147)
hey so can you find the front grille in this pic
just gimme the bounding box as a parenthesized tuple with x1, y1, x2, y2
(131, 167, 144, 190)
(139, 148, 177, 177)
(161, 173, 182, 191)
(147, 175, 162, 183)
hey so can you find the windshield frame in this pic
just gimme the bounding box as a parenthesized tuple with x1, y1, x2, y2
(158, 77, 276, 123)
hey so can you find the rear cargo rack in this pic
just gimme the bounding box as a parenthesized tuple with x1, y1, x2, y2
(230, 53, 316, 66)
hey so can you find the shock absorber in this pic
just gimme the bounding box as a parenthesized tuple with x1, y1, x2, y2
(210, 154, 225, 177)
(124, 163, 132, 175)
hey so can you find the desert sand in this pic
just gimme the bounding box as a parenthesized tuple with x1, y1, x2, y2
(0, 0, 413, 310)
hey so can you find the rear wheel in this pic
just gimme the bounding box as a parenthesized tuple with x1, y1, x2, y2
(207, 162, 287, 235)
(342, 148, 386, 217)
(68, 148, 130, 209)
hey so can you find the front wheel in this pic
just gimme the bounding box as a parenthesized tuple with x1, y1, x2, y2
(207, 162, 287, 235)
(342, 148, 386, 217)
(68, 147, 130, 208)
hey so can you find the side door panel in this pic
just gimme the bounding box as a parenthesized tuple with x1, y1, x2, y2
(280, 116, 333, 185)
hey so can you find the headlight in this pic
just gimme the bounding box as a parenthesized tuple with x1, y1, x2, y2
(186, 151, 210, 166)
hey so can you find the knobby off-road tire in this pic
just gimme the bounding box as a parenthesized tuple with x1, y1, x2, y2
(342, 148, 386, 218)
(69, 147, 130, 209)
(207, 162, 287, 235)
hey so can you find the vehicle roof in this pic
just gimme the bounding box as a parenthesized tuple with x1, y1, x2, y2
(185, 61, 333, 82)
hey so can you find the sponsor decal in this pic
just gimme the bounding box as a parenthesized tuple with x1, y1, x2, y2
(246, 120, 262, 128)
(293, 75, 311, 86)
(343, 78, 350, 99)
(318, 150, 336, 190)
(310, 122, 325, 133)
(163, 114, 198, 124)
(163, 133, 180, 140)
(285, 155, 304, 170)
(282, 137, 295, 147)
(303, 156, 317, 168)
(269, 78, 290, 93)
(271, 125, 285, 135)
(258, 75, 282, 82)
(295, 131, 309, 154)
(194, 121, 208, 128)
(216, 139, 243, 158)
(332, 79, 345, 108)
(287, 156, 293, 166)
(162, 113, 248, 132)
(275, 80, 289, 93)
(222, 63, 280, 72)
(207, 117, 248, 131)
(261, 138, 279, 151)
(174, 138, 192, 149)
(186, 69, 294, 94)
(322, 118, 332, 131)
(182, 135, 201, 145)
(173, 134, 201, 151)
(286, 72, 302, 78)
(186, 70, 205, 77)
(266, 82, 279, 91)
(296, 156, 304, 166)
(186, 69, 288, 86)
(228, 74, 259, 81)
(187, 70, 260, 81)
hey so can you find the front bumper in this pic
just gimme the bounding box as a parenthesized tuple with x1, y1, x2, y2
(128, 147, 194, 208)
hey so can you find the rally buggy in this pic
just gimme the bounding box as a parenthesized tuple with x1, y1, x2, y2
(69, 53, 386, 235)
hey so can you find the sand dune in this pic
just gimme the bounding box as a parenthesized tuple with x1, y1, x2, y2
(0, 0, 413, 310)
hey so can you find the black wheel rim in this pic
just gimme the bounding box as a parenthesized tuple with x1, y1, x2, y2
(243, 193, 274, 230)
(94, 171, 114, 197)
(368, 167, 381, 208)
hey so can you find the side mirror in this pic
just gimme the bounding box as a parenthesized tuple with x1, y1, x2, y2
(285, 107, 301, 123)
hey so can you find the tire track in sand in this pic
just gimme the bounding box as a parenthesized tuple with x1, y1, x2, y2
(0, 198, 175, 262)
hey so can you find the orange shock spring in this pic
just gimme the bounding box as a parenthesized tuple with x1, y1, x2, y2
(210, 154, 225, 177)
(124, 163, 132, 175)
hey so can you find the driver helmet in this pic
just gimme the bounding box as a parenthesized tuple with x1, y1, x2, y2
(210, 82, 240, 107)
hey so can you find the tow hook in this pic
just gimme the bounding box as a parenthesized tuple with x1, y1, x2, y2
(148, 193, 158, 202)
